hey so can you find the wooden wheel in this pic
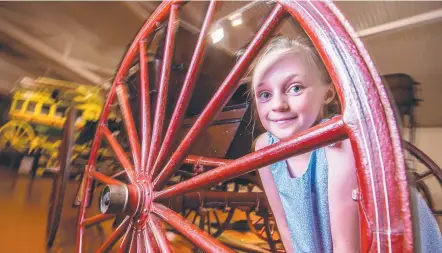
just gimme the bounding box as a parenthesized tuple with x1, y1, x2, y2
(404, 140, 442, 216)
(47, 107, 76, 247)
(0, 120, 35, 152)
(76, 1, 415, 252)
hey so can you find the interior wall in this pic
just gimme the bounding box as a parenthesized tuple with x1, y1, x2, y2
(403, 127, 442, 228)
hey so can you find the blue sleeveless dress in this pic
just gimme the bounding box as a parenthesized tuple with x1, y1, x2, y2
(268, 132, 332, 253)
(267, 132, 442, 253)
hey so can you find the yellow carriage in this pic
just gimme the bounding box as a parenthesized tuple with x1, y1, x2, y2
(0, 77, 116, 176)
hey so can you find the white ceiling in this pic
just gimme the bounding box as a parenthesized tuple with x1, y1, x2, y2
(0, 1, 441, 126)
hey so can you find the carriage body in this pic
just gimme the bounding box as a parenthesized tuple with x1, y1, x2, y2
(0, 77, 110, 174)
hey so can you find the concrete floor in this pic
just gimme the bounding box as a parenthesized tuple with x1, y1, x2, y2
(0, 167, 277, 253)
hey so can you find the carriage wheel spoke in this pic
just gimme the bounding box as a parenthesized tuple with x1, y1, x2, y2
(97, 216, 130, 253)
(118, 225, 134, 253)
(116, 83, 141, 174)
(253, 217, 263, 226)
(150, 216, 173, 253)
(416, 171, 433, 182)
(90, 170, 123, 186)
(82, 213, 115, 228)
(136, 228, 156, 253)
(152, 0, 219, 177)
(152, 203, 234, 253)
(147, 4, 179, 174)
(153, 4, 287, 190)
(213, 211, 221, 227)
(184, 155, 231, 167)
(156, 116, 347, 199)
(139, 39, 152, 175)
(102, 126, 136, 183)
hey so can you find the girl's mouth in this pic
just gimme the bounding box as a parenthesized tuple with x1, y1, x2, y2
(269, 116, 297, 124)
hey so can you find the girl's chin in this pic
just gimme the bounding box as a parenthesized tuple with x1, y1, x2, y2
(270, 128, 300, 140)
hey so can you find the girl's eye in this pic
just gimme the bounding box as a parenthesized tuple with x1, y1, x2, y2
(287, 84, 304, 95)
(258, 91, 272, 102)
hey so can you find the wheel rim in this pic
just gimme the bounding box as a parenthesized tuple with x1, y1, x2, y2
(47, 107, 76, 247)
(76, 1, 414, 253)
(0, 120, 35, 152)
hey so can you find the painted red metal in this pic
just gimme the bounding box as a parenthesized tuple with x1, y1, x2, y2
(90, 171, 123, 186)
(147, 4, 179, 175)
(184, 155, 231, 167)
(82, 214, 115, 227)
(118, 226, 133, 253)
(116, 84, 141, 174)
(96, 216, 130, 253)
(150, 217, 173, 253)
(151, 0, 219, 177)
(140, 39, 152, 176)
(152, 203, 234, 253)
(153, 4, 286, 190)
(155, 117, 347, 200)
(101, 125, 136, 183)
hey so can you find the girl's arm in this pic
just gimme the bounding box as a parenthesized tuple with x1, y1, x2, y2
(254, 134, 294, 253)
(326, 139, 360, 252)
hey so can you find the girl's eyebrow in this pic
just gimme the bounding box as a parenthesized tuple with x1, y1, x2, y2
(257, 74, 299, 88)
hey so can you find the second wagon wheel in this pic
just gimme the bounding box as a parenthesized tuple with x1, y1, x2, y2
(47, 107, 76, 247)
(0, 120, 35, 152)
(404, 140, 442, 216)
(75, 1, 415, 252)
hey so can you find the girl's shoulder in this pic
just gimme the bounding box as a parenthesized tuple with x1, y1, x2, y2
(253, 132, 270, 151)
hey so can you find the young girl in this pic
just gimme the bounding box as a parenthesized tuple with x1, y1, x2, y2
(251, 36, 442, 252)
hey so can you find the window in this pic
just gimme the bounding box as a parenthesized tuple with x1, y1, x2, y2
(41, 104, 51, 115)
(76, 109, 84, 121)
(14, 100, 24, 111)
(27, 101, 37, 113)
(55, 106, 68, 117)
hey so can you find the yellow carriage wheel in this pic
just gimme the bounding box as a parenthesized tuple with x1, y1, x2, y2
(0, 120, 36, 152)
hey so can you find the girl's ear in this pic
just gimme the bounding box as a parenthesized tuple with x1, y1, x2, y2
(324, 83, 336, 105)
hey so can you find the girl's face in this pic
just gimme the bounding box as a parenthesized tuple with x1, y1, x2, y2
(253, 50, 333, 140)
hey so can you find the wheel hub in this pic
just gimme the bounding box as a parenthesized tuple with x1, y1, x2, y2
(99, 178, 153, 226)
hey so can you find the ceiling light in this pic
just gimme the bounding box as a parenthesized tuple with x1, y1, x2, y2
(229, 13, 243, 27)
(211, 27, 224, 44)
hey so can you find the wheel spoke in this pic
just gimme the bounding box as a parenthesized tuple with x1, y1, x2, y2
(150, 216, 173, 253)
(138, 228, 157, 253)
(415, 171, 433, 183)
(116, 83, 142, 174)
(139, 39, 152, 176)
(90, 171, 123, 186)
(147, 4, 179, 175)
(97, 216, 130, 253)
(102, 125, 136, 183)
(156, 117, 347, 199)
(151, 0, 219, 177)
(153, 4, 287, 190)
(118, 225, 133, 253)
(82, 214, 115, 228)
(184, 155, 231, 167)
(152, 203, 234, 253)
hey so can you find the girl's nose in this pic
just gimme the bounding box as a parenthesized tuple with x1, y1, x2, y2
(271, 94, 289, 111)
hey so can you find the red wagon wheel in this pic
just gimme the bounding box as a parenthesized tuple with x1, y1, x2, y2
(76, 1, 414, 252)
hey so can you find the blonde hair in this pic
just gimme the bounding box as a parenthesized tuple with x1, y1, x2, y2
(249, 35, 340, 118)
